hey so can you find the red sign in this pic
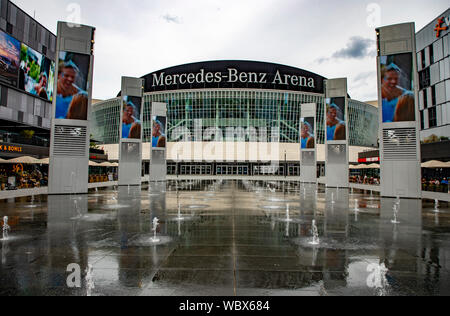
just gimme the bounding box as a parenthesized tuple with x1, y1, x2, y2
(358, 157, 380, 163)
(435, 17, 448, 38)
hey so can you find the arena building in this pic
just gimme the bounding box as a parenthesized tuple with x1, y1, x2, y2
(91, 60, 379, 177)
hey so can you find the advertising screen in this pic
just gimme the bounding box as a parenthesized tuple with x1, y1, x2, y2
(19, 43, 55, 101)
(326, 97, 346, 141)
(55, 51, 91, 120)
(380, 53, 415, 123)
(152, 116, 167, 149)
(122, 96, 142, 139)
(0, 29, 20, 87)
(300, 117, 315, 149)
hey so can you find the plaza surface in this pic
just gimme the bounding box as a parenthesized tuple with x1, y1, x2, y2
(0, 180, 449, 296)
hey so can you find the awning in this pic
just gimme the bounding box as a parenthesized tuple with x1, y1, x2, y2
(37, 158, 49, 165)
(98, 162, 114, 167)
(422, 160, 448, 168)
(6, 156, 41, 164)
(350, 164, 380, 170)
(89, 161, 101, 167)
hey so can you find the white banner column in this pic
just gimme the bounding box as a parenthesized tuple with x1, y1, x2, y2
(118, 77, 144, 186)
(376, 23, 422, 199)
(324, 78, 349, 189)
(300, 103, 317, 183)
(48, 22, 95, 195)
(149, 102, 168, 182)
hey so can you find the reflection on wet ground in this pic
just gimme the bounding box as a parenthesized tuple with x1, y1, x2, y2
(0, 180, 450, 296)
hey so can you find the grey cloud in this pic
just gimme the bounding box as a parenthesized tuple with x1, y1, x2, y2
(316, 37, 376, 64)
(161, 14, 182, 24)
(332, 37, 376, 59)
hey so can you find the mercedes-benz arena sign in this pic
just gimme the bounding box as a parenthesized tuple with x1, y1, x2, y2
(142, 60, 325, 94)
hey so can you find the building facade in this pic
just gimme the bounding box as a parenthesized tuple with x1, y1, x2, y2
(92, 61, 379, 176)
(417, 8, 450, 161)
(0, 0, 56, 159)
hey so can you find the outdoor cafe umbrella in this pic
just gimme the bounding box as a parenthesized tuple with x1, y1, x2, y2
(98, 162, 114, 167)
(6, 156, 41, 164)
(421, 160, 448, 168)
(37, 158, 49, 165)
(367, 163, 380, 169)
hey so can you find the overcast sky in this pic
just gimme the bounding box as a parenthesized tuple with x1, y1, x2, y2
(12, 0, 449, 101)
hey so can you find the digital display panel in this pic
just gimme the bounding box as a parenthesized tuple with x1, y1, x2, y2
(326, 97, 346, 141)
(121, 96, 142, 139)
(300, 117, 315, 149)
(0, 29, 20, 87)
(152, 116, 167, 149)
(55, 51, 91, 120)
(380, 53, 415, 123)
(19, 43, 55, 101)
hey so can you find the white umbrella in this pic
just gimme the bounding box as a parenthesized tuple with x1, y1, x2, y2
(7, 156, 41, 164)
(98, 162, 113, 167)
(89, 161, 101, 167)
(38, 158, 49, 165)
(422, 160, 447, 168)
(367, 163, 380, 169)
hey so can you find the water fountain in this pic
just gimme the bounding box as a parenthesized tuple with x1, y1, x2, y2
(354, 199, 360, 212)
(309, 220, 320, 245)
(150, 217, 161, 243)
(283, 204, 293, 223)
(175, 203, 185, 221)
(70, 199, 89, 220)
(85, 264, 95, 296)
(331, 192, 336, 204)
(391, 204, 400, 224)
(2, 216, 10, 240)
(285, 220, 290, 237)
(433, 199, 440, 213)
(267, 184, 276, 193)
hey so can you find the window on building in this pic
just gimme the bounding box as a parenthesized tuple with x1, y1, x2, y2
(419, 67, 430, 90)
(428, 107, 437, 128)
(6, 23, 13, 35)
(431, 85, 436, 106)
(429, 44, 434, 64)
(423, 89, 428, 108)
(421, 50, 426, 69)
(420, 111, 424, 130)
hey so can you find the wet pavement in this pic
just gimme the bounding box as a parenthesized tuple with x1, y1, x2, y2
(0, 180, 449, 296)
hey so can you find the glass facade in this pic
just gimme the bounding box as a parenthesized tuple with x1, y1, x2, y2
(92, 89, 378, 148)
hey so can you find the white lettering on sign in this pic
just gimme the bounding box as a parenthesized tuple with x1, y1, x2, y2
(151, 68, 316, 89)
